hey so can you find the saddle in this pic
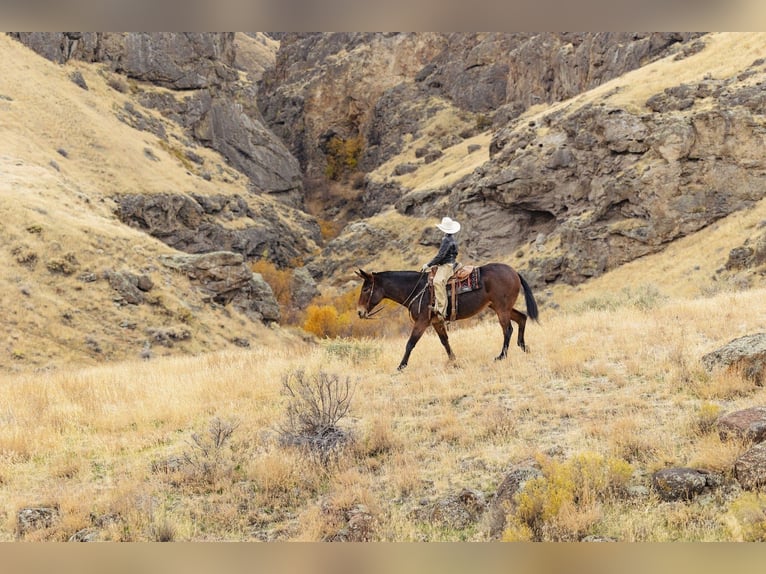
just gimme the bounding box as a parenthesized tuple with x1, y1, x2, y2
(427, 263, 482, 321)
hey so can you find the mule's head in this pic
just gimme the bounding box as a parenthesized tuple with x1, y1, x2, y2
(355, 269, 382, 319)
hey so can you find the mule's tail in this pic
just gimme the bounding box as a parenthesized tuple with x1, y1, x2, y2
(518, 273, 539, 322)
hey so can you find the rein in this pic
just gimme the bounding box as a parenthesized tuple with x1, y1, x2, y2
(365, 271, 428, 319)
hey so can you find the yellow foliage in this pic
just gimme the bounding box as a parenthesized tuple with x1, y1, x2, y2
(324, 135, 363, 181)
(726, 493, 766, 541)
(303, 304, 353, 338)
(251, 259, 292, 308)
(512, 452, 632, 541)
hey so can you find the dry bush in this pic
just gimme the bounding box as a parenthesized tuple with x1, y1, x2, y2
(509, 452, 633, 541)
(181, 417, 242, 485)
(278, 369, 356, 466)
(324, 135, 363, 181)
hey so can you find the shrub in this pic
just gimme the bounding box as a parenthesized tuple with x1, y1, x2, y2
(278, 369, 356, 466)
(302, 288, 408, 339)
(251, 259, 292, 309)
(303, 304, 353, 339)
(509, 452, 633, 541)
(726, 492, 766, 541)
(182, 417, 241, 484)
(324, 135, 363, 181)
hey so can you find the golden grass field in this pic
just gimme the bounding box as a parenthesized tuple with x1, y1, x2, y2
(3, 32, 766, 542)
(2, 271, 766, 541)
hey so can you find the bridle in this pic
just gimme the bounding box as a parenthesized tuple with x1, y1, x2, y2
(363, 273, 385, 318)
(364, 271, 429, 319)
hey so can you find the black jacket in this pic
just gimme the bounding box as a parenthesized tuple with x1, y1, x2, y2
(427, 234, 458, 267)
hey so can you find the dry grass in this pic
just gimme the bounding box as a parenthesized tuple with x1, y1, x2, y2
(2, 283, 766, 541)
(0, 34, 314, 372)
(4, 32, 766, 542)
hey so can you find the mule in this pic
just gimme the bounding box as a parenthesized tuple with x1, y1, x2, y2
(356, 264, 539, 370)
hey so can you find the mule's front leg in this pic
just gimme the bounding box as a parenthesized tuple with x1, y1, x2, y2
(397, 322, 428, 370)
(432, 319, 456, 362)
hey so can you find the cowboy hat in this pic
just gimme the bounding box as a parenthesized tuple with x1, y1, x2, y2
(436, 216, 461, 234)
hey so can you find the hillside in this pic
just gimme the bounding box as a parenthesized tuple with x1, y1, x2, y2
(4, 32, 766, 543)
(2, 32, 766, 373)
(0, 34, 308, 372)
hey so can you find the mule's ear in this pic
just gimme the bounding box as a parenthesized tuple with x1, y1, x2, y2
(355, 269, 369, 279)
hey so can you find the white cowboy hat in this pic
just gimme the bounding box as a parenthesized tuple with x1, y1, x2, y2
(436, 216, 461, 234)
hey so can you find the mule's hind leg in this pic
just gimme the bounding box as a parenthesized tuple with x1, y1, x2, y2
(511, 309, 528, 352)
(432, 319, 456, 362)
(494, 310, 513, 361)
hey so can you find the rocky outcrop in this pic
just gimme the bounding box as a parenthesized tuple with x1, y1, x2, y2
(11, 33, 303, 203)
(410, 63, 766, 286)
(10, 32, 237, 89)
(117, 193, 321, 268)
(702, 333, 766, 385)
(159, 251, 280, 323)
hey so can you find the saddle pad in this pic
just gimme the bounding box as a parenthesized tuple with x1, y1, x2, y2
(448, 267, 481, 295)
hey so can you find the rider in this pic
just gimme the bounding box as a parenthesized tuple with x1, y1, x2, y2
(421, 216, 460, 320)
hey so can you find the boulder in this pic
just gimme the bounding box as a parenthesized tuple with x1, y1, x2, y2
(486, 463, 543, 538)
(701, 333, 766, 385)
(17, 506, 59, 538)
(105, 270, 153, 305)
(735, 443, 766, 490)
(420, 488, 487, 530)
(718, 406, 766, 443)
(651, 467, 715, 501)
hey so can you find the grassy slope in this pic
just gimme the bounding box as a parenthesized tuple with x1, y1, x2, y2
(2, 33, 766, 541)
(0, 35, 301, 372)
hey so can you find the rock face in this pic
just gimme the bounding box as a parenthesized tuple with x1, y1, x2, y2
(702, 333, 766, 385)
(159, 251, 280, 323)
(11, 32, 766, 296)
(117, 193, 321, 268)
(12, 32, 303, 203)
(259, 33, 697, 183)
(10, 32, 237, 89)
(261, 32, 765, 289)
(442, 85, 766, 285)
(259, 33, 448, 179)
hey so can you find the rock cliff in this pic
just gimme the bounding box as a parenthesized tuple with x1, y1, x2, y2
(10, 31, 766, 299)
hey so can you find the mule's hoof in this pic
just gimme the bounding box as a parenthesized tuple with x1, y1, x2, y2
(494, 354, 507, 361)
(397, 364, 407, 371)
